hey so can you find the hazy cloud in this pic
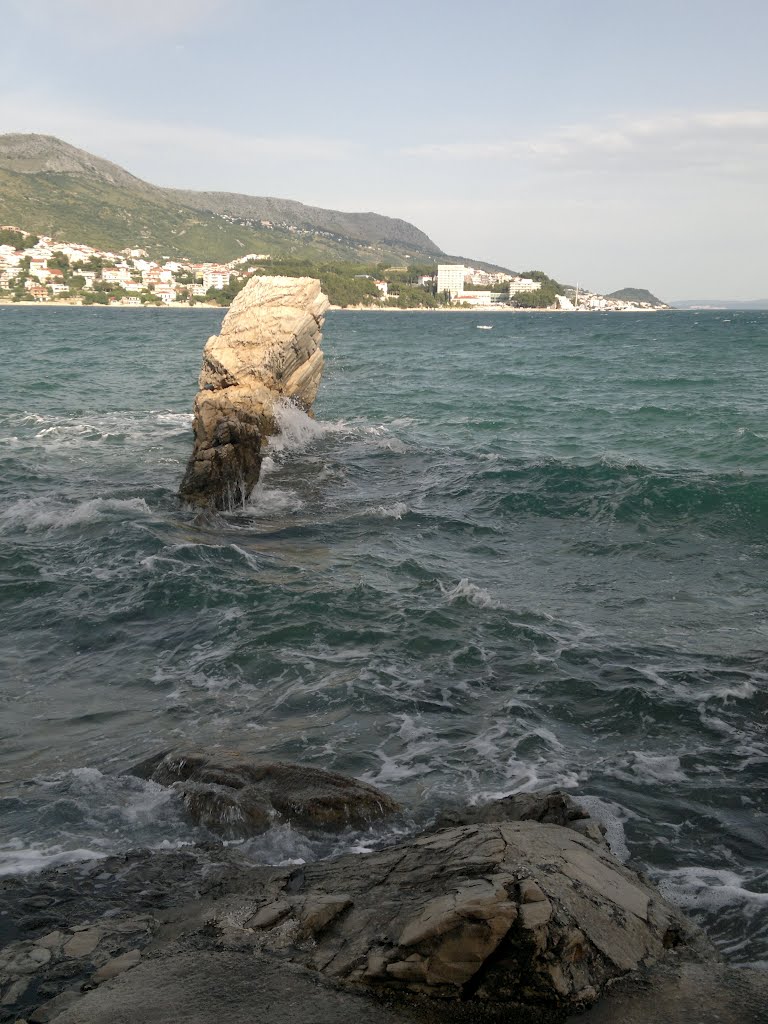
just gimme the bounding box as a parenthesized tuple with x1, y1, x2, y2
(0, 94, 358, 184)
(403, 110, 768, 177)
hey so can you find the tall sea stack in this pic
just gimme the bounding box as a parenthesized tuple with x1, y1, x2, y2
(179, 275, 329, 509)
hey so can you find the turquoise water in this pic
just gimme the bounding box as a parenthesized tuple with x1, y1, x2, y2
(0, 306, 766, 963)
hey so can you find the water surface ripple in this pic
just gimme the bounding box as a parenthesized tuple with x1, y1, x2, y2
(1, 307, 766, 965)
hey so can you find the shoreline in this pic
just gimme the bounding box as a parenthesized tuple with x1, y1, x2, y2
(0, 299, 671, 313)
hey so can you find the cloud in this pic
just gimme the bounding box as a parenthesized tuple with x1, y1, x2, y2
(402, 110, 768, 177)
(0, 93, 358, 184)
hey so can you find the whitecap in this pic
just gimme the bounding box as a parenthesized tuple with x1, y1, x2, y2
(656, 866, 768, 915)
(440, 578, 500, 609)
(371, 501, 408, 519)
(155, 411, 194, 426)
(0, 840, 106, 877)
(628, 751, 689, 783)
(245, 484, 304, 516)
(0, 496, 151, 531)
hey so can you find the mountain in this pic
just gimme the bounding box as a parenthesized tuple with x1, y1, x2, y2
(0, 133, 446, 265)
(605, 287, 666, 307)
(671, 298, 768, 310)
(166, 189, 440, 255)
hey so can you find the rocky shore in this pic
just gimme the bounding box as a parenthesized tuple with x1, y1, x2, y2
(1, 751, 765, 1024)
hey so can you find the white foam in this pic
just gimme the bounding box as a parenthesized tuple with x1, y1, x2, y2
(269, 402, 326, 453)
(0, 841, 106, 877)
(656, 866, 768, 915)
(440, 578, 500, 609)
(0, 496, 151, 531)
(628, 751, 689, 783)
(575, 795, 633, 861)
(155, 412, 194, 426)
(245, 484, 304, 516)
(372, 501, 408, 520)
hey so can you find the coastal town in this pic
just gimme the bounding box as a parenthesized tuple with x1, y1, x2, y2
(0, 226, 667, 311)
(0, 225, 260, 307)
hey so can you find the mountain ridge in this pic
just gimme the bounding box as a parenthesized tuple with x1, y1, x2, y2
(0, 133, 445, 263)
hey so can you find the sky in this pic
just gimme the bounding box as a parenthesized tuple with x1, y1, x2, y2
(1, 0, 766, 300)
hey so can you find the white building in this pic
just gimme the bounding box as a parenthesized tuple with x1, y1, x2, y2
(454, 290, 495, 305)
(437, 264, 467, 299)
(508, 277, 542, 296)
(102, 267, 135, 286)
(202, 270, 229, 291)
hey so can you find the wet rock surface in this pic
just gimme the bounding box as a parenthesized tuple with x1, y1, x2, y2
(178, 274, 329, 509)
(126, 749, 401, 836)
(433, 790, 607, 847)
(0, 785, 763, 1024)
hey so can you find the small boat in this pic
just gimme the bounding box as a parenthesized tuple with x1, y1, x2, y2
(476, 324, 493, 330)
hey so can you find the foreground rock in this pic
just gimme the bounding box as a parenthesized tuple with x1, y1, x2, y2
(127, 749, 401, 836)
(0, 786, 763, 1024)
(178, 275, 329, 509)
(217, 820, 703, 1007)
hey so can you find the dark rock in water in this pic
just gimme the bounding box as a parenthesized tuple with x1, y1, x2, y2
(178, 415, 263, 510)
(127, 749, 400, 836)
(178, 275, 329, 510)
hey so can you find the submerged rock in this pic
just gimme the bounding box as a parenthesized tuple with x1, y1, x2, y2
(127, 749, 400, 837)
(178, 275, 329, 509)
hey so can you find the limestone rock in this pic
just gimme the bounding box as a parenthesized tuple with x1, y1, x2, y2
(62, 929, 101, 958)
(210, 820, 705, 1012)
(127, 749, 400, 837)
(0, 811, 727, 1024)
(178, 275, 329, 509)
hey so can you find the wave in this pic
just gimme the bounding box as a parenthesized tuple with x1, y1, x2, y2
(269, 400, 356, 455)
(440, 578, 500, 609)
(0, 840, 107, 878)
(371, 501, 409, 519)
(0, 496, 151, 531)
(655, 866, 768, 963)
(482, 457, 768, 536)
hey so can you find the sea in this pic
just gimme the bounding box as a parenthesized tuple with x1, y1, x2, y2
(0, 306, 766, 966)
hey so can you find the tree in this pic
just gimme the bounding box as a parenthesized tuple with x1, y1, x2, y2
(49, 252, 71, 272)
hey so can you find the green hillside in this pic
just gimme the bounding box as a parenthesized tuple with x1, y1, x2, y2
(0, 134, 446, 265)
(605, 287, 665, 306)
